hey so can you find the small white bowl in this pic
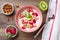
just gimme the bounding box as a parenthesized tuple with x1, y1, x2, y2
(5, 25, 18, 38)
(1, 2, 14, 15)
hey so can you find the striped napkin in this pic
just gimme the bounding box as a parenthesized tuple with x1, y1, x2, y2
(42, 0, 59, 40)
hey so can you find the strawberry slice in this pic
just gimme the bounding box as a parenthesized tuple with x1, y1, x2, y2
(30, 24, 33, 28)
(27, 8, 33, 12)
(22, 19, 27, 24)
(32, 13, 38, 16)
(22, 25, 26, 29)
(11, 28, 16, 34)
(6, 27, 11, 32)
(20, 14, 24, 18)
(29, 22, 33, 25)
(33, 19, 36, 23)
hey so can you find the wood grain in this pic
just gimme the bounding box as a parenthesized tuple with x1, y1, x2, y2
(0, 0, 49, 40)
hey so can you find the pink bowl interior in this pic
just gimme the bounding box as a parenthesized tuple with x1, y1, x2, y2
(15, 5, 43, 33)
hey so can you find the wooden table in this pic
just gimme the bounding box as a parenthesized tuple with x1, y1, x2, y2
(0, 0, 49, 40)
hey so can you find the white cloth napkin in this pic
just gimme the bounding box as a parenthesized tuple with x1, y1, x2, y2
(42, 0, 59, 40)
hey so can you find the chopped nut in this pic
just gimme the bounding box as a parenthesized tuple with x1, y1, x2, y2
(3, 4, 12, 14)
(6, 17, 9, 21)
(15, 3, 19, 8)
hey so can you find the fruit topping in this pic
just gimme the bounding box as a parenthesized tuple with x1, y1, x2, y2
(20, 14, 24, 18)
(11, 28, 16, 34)
(22, 25, 26, 29)
(32, 13, 38, 16)
(24, 11, 33, 20)
(26, 24, 30, 28)
(30, 24, 33, 28)
(22, 19, 27, 24)
(29, 22, 33, 25)
(27, 8, 33, 12)
(33, 19, 36, 23)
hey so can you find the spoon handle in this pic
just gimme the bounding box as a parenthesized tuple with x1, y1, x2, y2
(34, 24, 45, 38)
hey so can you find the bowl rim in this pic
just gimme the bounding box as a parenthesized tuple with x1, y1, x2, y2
(1, 2, 14, 15)
(5, 25, 18, 38)
(15, 5, 43, 33)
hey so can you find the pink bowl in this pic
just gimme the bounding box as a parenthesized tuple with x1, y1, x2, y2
(15, 5, 43, 33)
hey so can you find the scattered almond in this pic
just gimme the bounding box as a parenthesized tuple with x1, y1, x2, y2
(15, 3, 19, 8)
(6, 17, 9, 21)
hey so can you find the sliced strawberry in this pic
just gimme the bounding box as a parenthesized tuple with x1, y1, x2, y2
(30, 25, 33, 28)
(29, 22, 33, 25)
(33, 19, 36, 23)
(32, 13, 38, 16)
(6, 27, 11, 32)
(27, 8, 33, 12)
(22, 25, 26, 29)
(11, 28, 16, 34)
(22, 19, 27, 24)
(28, 20, 33, 25)
(20, 14, 24, 18)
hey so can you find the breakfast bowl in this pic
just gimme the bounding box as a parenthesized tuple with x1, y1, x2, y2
(15, 5, 43, 33)
(5, 25, 18, 38)
(1, 2, 14, 15)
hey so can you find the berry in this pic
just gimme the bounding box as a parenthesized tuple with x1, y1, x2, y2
(6, 27, 11, 32)
(32, 13, 38, 16)
(29, 22, 33, 25)
(22, 25, 26, 29)
(20, 14, 24, 18)
(22, 19, 27, 24)
(33, 19, 36, 23)
(11, 28, 16, 34)
(30, 25, 33, 28)
(27, 8, 33, 12)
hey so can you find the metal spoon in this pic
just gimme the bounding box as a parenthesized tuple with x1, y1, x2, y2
(34, 14, 55, 39)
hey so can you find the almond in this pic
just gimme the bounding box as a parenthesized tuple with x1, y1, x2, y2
(15, 3, 19, 8)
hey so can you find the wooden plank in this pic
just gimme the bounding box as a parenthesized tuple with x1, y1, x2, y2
(0, 0, 49, 40)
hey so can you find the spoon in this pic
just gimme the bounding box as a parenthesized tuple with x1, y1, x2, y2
(34, 14, 55, 39)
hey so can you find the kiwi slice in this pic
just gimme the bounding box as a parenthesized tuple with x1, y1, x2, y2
(26, 24, 30, 28)
(6, 32, 11, 38)
(24, 11, 33, 20)
(39, 1, 48, 11)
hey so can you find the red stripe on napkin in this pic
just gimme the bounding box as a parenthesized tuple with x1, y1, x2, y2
(48, 0, 58, 40)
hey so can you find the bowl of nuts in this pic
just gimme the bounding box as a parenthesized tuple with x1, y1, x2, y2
(1, 2, 14, 15)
